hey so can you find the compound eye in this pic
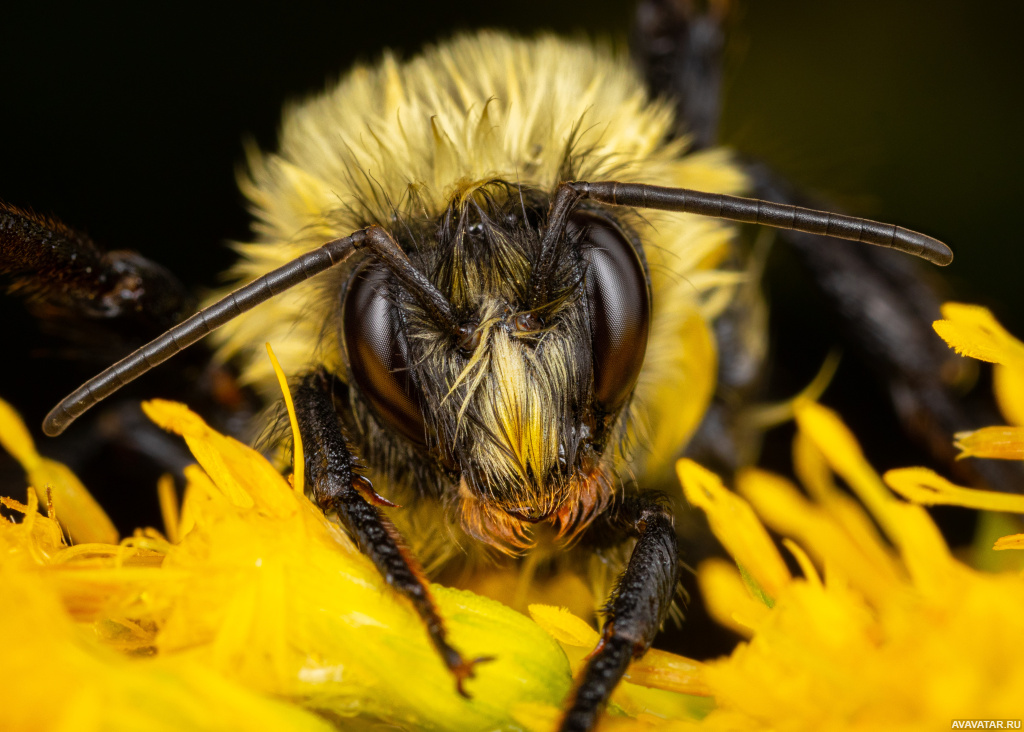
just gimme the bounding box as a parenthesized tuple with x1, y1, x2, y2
(569, 211, 651, 413)
(342, 263, 427, 446)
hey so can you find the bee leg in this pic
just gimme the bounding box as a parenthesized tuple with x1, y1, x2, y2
(0, 200, 192, 332)
(560, 497, 680, 732)
(292, 368, 487, 697)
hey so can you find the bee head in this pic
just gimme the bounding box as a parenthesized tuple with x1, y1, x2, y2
(341, 181, 651, 550)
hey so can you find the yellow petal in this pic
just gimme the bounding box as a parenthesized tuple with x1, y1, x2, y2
(142, 399, 294, 516)
(994, 534, 1024, 550)
(933, 302, 1024, 365)
(0, 563, 336, 732)
(157, 473, 180, 544)
(267, 342, 304, 495)
(27, 458, 120, 545)
(697, 558, 770, 636)
(885, 467, 1024, 513)
(876, 500, 958, 598)
(793, 400, 893, 522)
(994, 362, 1024, 426)
(0, 396, 38, 466)
(176, 463, 221, 538)
(0, 489, 66, 564)
(969, 512, 1024, 571)
(528, 604, 599, 648)
(0, 396, 117, 545)
(792, 432, 901, 584)
(529, 608, 712, 699)
(781, 538, 822, 588)
(742, 348, 841, 431)
(624, 649, 711, 697)
(608, 679, 712, 723)
(954, 426, 1024, 460)
(678, 459, 791, 600)
(143, 400, 574, 729)
(795, 401, 958, 595)
(737, 468, 901, 605)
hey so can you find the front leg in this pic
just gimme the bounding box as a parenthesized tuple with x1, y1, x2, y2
(560, 497, 680, 732)
(293, 367, 484, 696)
(1, 200, 191, 331)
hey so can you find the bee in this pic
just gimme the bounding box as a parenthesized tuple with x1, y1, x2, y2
(1, 22, 959, 730)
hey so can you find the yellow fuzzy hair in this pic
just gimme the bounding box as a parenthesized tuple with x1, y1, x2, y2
(210, 31, 748, 487)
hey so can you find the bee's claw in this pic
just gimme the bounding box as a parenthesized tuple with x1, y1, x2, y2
(451, 655, 496, 699)
(351, 474, 402, 508)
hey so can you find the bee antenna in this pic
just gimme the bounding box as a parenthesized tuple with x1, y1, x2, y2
(567, 181, 953, 266)
(529, 184, 584, 308)
(42, 229, 368, 436)
(44, 224, 461, 437)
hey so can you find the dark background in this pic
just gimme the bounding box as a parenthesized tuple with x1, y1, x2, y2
(3, 1, 1022, 328)
(2, 1, 1023, 658)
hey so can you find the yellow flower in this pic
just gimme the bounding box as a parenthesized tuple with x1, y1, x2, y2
(882, 303, 1024, 552)
(6, 305, 1024, 731)
(0, 394, 578, 730)
(933, 302, 1024, 456)
(0, 359, 708, 730)
(0, 396, 117, 544)
(678, 400, 1024, 731)
(523, 605, 713, 729)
